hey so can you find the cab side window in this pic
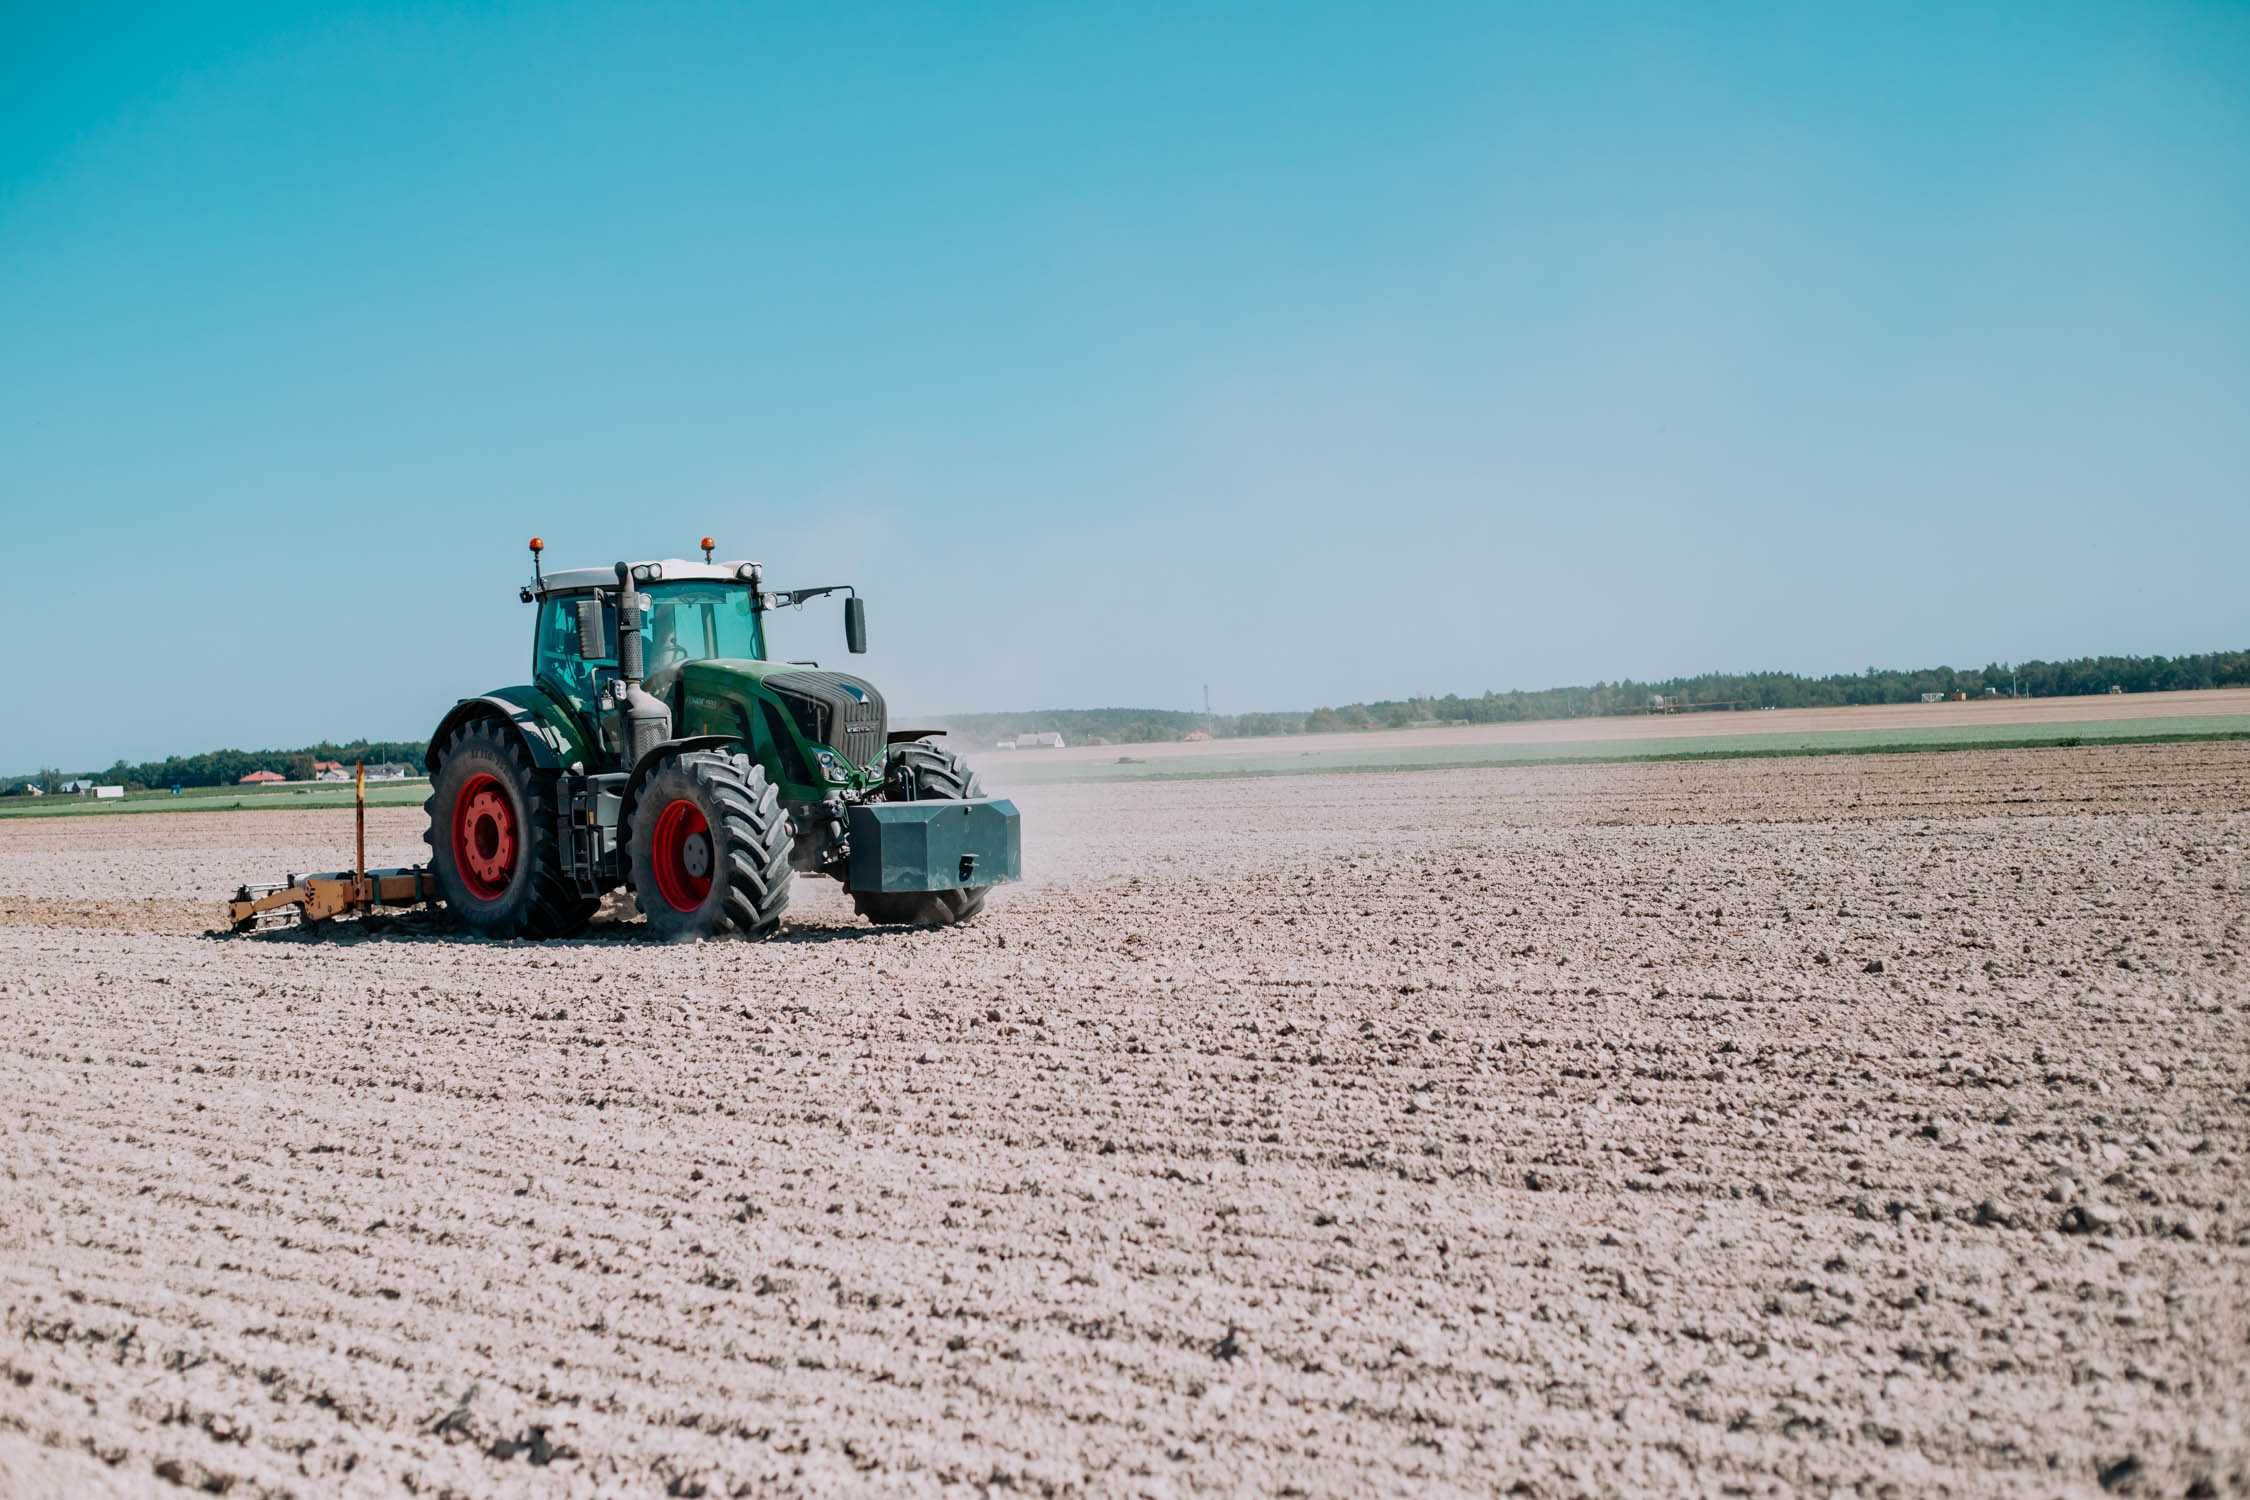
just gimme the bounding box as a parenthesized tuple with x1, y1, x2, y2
(535, 596, 612, 707)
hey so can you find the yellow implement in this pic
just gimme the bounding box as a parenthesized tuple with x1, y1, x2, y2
(224, 762, 438, 931)
(226, 868, 439, 930)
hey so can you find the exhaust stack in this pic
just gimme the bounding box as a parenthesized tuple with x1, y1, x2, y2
(614, 562, 672, 763)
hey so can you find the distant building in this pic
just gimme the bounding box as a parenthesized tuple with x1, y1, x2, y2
(238, 770, 285, 785)
(60, 778, 98, 794)
(2108, 684, 2124, 695)
(994, 739, 1017, 751)
(317, 768, 352, 782)
(19, 784, 43, 797)
(313, 759, 345, 775)
(363, 763, 413, 781)
(1015, 732, 1066, 750)
(93, 786, 125, 800)
(1920, 692, 1946, 704)
(1182, 729, 1213, 742)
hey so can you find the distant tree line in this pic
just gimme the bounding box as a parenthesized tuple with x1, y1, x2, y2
(9, 648, 2244, 788)
(934, 648, 2250, 747)
(6, 740, 427, 795)
(930, 708, 1214, 749)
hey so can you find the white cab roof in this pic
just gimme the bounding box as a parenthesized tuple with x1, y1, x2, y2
(533, 559, 760, 595)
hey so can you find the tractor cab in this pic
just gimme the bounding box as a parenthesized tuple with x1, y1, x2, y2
(528, 565, 770, 737)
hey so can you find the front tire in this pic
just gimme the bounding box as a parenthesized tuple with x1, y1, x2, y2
(629, 751, 793, 940)
(853, 739, 994, 927)
(425, 721, 596, 938)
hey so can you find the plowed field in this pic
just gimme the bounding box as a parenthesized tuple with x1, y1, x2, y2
(3, 743, 2246, 1497)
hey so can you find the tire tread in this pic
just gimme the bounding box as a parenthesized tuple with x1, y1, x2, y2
(631, 751, 792, 939)
(425, 720, 596, 938)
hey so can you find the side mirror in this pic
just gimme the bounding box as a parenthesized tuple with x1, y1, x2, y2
(844, 596, 868, 654)
(576, 597, 611, 659)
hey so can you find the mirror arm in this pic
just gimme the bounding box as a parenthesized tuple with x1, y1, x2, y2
(766, 584, 856, 609)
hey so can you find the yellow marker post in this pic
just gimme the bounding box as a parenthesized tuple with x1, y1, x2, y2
(354, 761, 366, 887)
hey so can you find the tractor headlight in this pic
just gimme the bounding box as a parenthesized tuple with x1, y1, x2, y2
(632, 563, 664, 583)
(812, 747, 852, 784)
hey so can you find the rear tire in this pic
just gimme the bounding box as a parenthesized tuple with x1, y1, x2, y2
(853, 740, 993, 927)
(629, 750, 793, 940)
(425, 721, 596, 938)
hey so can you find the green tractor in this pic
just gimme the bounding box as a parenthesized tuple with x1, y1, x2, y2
(422, 538, 1019, 939)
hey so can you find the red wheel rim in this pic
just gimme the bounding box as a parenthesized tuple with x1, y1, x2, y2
(649, 798, 714, 913)
(451, 772, 518, 901)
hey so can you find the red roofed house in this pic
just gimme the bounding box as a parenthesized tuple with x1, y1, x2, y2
(238, 770, 286, 785)
(312, 760, 345, 775)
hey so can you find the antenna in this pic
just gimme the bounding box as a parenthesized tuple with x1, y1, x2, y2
(1203, 683, 1211, 715)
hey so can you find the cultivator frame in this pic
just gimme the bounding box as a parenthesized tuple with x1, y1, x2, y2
(224, 764, 438, 932)
(226, 868, 438, 931)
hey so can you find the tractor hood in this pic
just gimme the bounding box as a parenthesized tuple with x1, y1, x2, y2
(676, 658, 807, 693)
(678, 659, 889, 773)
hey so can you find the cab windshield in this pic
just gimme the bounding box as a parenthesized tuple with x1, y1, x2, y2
(641, 581, 765, 671)
(534, 580, 766, 710)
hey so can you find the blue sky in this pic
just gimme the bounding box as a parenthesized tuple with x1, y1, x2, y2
(4, 1, 2246, 768)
